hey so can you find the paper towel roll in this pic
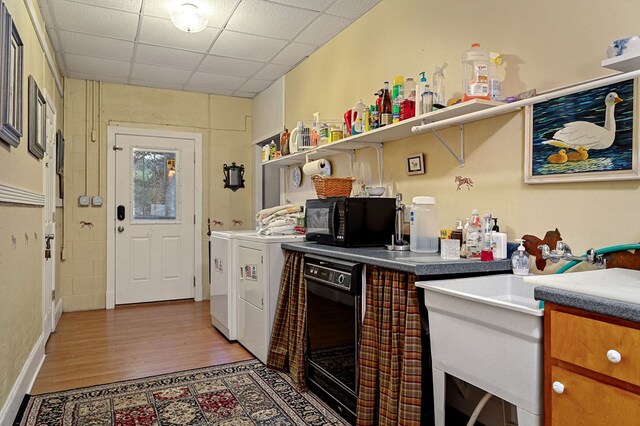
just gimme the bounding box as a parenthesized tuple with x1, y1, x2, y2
(303, 159, 329, 175)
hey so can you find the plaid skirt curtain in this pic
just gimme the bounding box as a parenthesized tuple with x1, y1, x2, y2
(356, 266, 422, 426)
(266, 250, 307, 388)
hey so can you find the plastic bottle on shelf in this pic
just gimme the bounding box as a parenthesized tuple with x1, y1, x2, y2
(432, 63, 447, 108)
(380, 81, 393, 127)
(421, 89, 433, 114)
(462, 43, 491, 101)
(351, 99, 367, 135)
(416, 72, 428, 115)
(489, 52, 503, 101)
(370, 104, 379, 129)
(460, 217, 469, 257)
(401, 77, 416, 120)
(392, 75, 404, 123)
(465, 209, 482, 259)
(511, 239, 530, 275)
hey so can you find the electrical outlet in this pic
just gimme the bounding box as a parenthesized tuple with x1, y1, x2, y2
(404, 207, 411, 223)
(91, 196, 103, 206)
(78, 195, 90, 206)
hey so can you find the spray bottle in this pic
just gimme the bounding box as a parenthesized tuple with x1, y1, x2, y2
(313, 112, 328, 145)
(416, 72, 428, 115)
(432, 63, 448, 108)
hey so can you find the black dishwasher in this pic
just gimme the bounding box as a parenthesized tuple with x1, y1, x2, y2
(304, 254, 362, 424)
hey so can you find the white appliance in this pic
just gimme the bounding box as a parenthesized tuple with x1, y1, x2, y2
(234, 233, 304, 363)
(209, 230, 255, 340)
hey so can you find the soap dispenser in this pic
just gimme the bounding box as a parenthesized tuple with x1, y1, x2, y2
(511, 239, 530, 275)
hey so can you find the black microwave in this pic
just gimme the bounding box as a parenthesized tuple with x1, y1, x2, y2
(305, 197, 396, 247)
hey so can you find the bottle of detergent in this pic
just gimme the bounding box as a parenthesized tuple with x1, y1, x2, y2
(462, 43, 490, 102)
(401, 77, 416, 120)
(351, 99, 367, 135)
(392, 75, 404, 123)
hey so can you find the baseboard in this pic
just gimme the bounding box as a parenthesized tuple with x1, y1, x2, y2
(0, 333, 45, 425)
(53, 298, 63, 332)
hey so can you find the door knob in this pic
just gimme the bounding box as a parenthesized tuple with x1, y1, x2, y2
(552, 381, 565, 394)
(45, 233, 55, 240)
(117, 226, 125, 233)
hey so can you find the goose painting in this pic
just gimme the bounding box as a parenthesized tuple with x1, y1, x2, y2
(528, 77, 635, 182)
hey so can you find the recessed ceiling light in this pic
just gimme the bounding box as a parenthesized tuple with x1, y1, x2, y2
(170, 3, 208, 33)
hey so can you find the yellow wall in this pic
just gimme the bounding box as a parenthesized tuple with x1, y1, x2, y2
(284, 0, 640, 252)
(60, 80, 253, 311)
(0, 0, 62, 413)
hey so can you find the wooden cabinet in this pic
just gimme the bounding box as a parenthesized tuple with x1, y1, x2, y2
(544, 303, 640, 425)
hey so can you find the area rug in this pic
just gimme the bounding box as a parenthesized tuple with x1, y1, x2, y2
(17, 359, 349, 425)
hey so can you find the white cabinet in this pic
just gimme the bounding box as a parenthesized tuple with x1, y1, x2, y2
(234, 234, 303, 363)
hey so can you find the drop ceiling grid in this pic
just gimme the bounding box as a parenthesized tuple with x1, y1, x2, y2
(37, 0, 382, 97)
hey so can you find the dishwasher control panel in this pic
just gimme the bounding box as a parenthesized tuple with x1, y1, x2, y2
(303, 255, 360, 293)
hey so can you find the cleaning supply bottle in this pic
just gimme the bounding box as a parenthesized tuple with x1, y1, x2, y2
(392, 75, 404, 123)
(432, 63, 447, 108)
(511, 239, 530, 275)
(401, 77, 416, 120)
(380, 82, 393, 127)
(480, 213, 494, 261)
(351, 99, 367, 135)
(489, 52, 503, 101)
(460, 217, 469, 257)
(465, 209, 482, 259)
(370, 104, 379, 129)
(313, 112, 328, 145)
(416, 72, 428, 115)
(462, 43, 490, 101)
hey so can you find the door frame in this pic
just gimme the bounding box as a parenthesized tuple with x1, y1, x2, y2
(43, 89, 57, 339)
(106, 126, 203, 309)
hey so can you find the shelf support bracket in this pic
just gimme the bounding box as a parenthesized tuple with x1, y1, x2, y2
(429, 125, 465, 168)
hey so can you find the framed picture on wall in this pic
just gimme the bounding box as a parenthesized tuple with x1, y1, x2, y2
(56, 129, 64, 175)
(0, 3, 23, 147)
(525, 74, 639, 183)
(28, 75, 46, 159)
(406, 153, 425, 175)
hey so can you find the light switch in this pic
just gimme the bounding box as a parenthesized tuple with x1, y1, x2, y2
(92, 196, 103, 207)
(78, 195, 90, 206)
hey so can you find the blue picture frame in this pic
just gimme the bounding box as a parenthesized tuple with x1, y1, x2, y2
(525, 75, 639, 183)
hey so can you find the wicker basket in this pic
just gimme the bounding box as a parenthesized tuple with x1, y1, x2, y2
(311, 175, 355, 198)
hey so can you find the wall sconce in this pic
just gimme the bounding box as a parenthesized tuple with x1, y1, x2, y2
(223, 162, 245, 192)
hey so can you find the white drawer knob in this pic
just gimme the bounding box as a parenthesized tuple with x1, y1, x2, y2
(607, 349, 622, 364)
(552, 381, 565, 394)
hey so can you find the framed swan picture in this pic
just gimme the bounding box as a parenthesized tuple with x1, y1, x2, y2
(524, 74, 638, 183)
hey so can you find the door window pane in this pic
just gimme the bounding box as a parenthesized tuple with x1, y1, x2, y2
(132, 149, 178, 221)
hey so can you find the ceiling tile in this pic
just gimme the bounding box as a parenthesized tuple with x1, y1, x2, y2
(138, 16, 220, 53)
(185, 85, 235, 96)
(225, 0, 318, 40)
(135, 44, 204, 69)
(188, 72, 247, 91)
(270, 41, 316, 66)
(143, 0, 238, 28)
(326, 0, 381, 19)
(266, 0, 335, 12)
(62, 0, 143, 13)
(252, 63, 291, 80)
(199, 55, 264, 78)
(66, 72, 129, 84)
(210, 31, 287, 62)
(59, 31, 134, 62)
(51, 0, 139, 40)
(131, 63, 194, 85)
(233, 91, 257, 98)
(65, 54, 131, 77)
(238, 78, 273, 93)
(129, 79, 185, 91)
(295, 13, 351, 46)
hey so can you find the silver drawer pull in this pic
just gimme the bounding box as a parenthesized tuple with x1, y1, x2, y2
(607, 349, 622, 364)
(552, 381, 565, 395)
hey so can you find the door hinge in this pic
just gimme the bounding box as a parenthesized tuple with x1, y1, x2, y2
(51, 289, 55, 300)
(261, 297, 264, 307)
(52, 212, 56, 222)
(194, 214, 196, 225)
(193, 276, 196, 287)
(194, 152, 196, 163)
(261, 255, 263, 264)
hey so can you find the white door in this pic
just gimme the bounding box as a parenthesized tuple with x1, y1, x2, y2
(43, 96, 56, 339)
(114, 133, 195, 304)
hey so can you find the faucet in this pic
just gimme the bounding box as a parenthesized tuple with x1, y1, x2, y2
(538, 242, 607, 268)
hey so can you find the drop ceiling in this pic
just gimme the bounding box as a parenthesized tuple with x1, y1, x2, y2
(38, 0, 381, 98)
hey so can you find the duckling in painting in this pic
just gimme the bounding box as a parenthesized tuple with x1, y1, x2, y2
(547, 149, 568, 164)
(567, 147, 589, 161)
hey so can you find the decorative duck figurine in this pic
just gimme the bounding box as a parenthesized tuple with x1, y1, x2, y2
(547, 149, 568, 164)
(567, 147, 589, 161)
(542, 92, 623, 151)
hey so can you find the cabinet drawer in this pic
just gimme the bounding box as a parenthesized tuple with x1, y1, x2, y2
(550, 310, 640, 386)
(551, 366, 640, 425)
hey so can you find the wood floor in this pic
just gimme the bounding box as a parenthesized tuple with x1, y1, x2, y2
(31, 300, 253, 394)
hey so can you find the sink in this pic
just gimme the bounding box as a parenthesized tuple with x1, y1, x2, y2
(416, 274, 543, 425)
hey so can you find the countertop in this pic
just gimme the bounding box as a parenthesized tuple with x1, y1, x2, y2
(529, 269, 640, 323)
(281, 241, 512, 276)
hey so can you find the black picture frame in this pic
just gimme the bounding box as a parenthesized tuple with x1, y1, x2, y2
(28, 75, 45, 159)
(0, 3, 23, 147)
(56, 129, 64, 175)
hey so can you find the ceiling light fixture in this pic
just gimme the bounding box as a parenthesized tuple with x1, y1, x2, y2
(170, 3, 208, 33)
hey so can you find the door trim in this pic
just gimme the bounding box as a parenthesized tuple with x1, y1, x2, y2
(106, 126, 203, 309)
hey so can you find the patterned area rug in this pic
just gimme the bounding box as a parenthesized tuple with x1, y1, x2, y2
(17, 359, 349, 425)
